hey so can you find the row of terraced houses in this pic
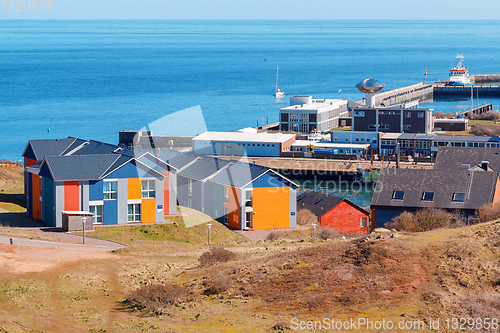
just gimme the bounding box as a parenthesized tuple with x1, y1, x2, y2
(23, 138, 298, 230)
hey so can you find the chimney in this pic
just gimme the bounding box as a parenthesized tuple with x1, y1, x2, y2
(481, 161, 489, 171)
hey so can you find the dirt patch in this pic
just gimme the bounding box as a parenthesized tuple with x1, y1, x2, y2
(0, 244, 117, 275)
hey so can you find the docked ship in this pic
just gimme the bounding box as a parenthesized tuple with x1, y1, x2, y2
(445, 54, 473, 86)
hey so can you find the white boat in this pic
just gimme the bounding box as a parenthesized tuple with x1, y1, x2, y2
(446, 54, 473, 86)
(275, 66, 285, 98)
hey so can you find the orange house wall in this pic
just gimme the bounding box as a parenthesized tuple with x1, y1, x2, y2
(226, 186, 239, 229)
(32, 174, 41, 219)
(127, 178, 142, 200)
(320, 201, 371, 234)
(64, 181, 80, 211)
(141, 198, 156, 223)
(252, 187, 289, 230)
(494, 177, 500, 203)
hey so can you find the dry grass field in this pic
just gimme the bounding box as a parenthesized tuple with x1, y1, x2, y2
(1, 165, 499, 332)
(0, 220, 497, 332)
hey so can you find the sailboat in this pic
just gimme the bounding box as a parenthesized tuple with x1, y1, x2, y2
(275, 66, 285, 98)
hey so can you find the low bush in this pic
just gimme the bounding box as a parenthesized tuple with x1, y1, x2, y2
(297, 209, 318, 226)
(272, 322, 291, 331)
(203, 274, 233, 295)
(475, 203, 500, 222)
(318, 228, 341, 240)
(468, 110, 500, 121)
(469, 124, 500, 136)
(266, 231, 282, 241)
(199, 247, 236, 266)
(126, 283, 189, 315)
(386, 208, 465, 232)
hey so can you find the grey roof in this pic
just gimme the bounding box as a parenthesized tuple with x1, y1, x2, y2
(208, 161, 269, 188)
(68, 140, 144, 157)
(24, 138, 86, 162)
(297, 191, 345, 217)
(159, 150, 199, 170)
(179, 156, 232, 181)
(43, 154, 126, 181)
(370, 168, 498, 210)
(434, 135, 491, 142)
(434, 147, 500, 171)
(398, 133, 436, 140)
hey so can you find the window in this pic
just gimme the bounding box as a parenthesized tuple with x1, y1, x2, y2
(368, 124, 377, 130)
(187, 198, 192, 208)
(188, 179, 193, 195)
(403, 125, 411, 131)
(355, 138, 359, 142)
(89, 205, 103, 224)
(418, 112, 424, 118)
(452, 193, 465, 202)
(345, 137, 349, 142)
(380, 124, 390, 130)
(245, 190, 253, 207)
(223, 207, 229, 225)
(392, 191, 405, 200)
(103, 181, 117, 200)
(127, 204, 141, 222)
(224, 186, 229, 203)
(141, 180, 155, 198)
(334, 137, 338, 142)
(405, 112, 411, 118)
(360, 217, 367, 228)
(421, 192, 435, 201)
(353, 111, 365, 117)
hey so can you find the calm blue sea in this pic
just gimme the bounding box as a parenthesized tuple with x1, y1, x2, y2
(2, 20, 500, 161)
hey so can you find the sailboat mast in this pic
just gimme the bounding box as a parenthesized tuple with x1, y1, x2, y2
(276, 66, 279, 92)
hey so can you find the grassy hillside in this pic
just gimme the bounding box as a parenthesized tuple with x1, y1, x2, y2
(0, 165, 26, 213)
(0, 220, 498, 332)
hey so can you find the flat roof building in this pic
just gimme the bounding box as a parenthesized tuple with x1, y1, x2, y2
(192, 131, 296, 157)
(280, 96, 348, 133)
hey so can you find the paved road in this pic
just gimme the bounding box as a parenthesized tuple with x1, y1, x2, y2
(0, 209, 126, 251)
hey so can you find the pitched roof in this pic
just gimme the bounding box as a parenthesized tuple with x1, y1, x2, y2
(178, 156, 232, 181)
(208, 161, 269, 188)
(370, 168, 498, 210)
(23, 138, 86, 163)
(159, 150, 199, 170)
(434, 147, 500, 171)
(42, 154, 126, 181)
(297, 191, 345, 217)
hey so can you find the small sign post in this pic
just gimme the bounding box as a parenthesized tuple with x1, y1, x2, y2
(82, 216, 87, 245)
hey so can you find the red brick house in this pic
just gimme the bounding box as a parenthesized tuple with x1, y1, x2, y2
(297, 192, 372, 234)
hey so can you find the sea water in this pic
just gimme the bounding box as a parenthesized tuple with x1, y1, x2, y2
(2, 19, 500, 162)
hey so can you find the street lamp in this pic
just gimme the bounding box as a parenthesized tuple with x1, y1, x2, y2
(207, 223, 212, 245)
(82, 216, 87, 245)
(312, 223, 317, 239)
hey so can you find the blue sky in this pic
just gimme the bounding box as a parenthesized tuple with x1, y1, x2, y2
(1, 0, 500, 19)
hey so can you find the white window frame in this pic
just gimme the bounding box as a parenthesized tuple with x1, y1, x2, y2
(89, 205, 103, 224)
(223, 207, 229, 225)
(141, 179, 156, 199)
(245, 190, 253, 207)
(127, 203, 141, 222)
(360, 217, 367, 228)
(224, 186, 229, 203)
(103, 180, 117, 200)
(188, 179, 193, 196)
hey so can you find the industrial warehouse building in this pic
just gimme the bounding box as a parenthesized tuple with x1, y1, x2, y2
(161, 150, 298, 230)
(192, 130, 296, 157)
(23, 138, 178, 227)
(279, 96, 348, 133)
